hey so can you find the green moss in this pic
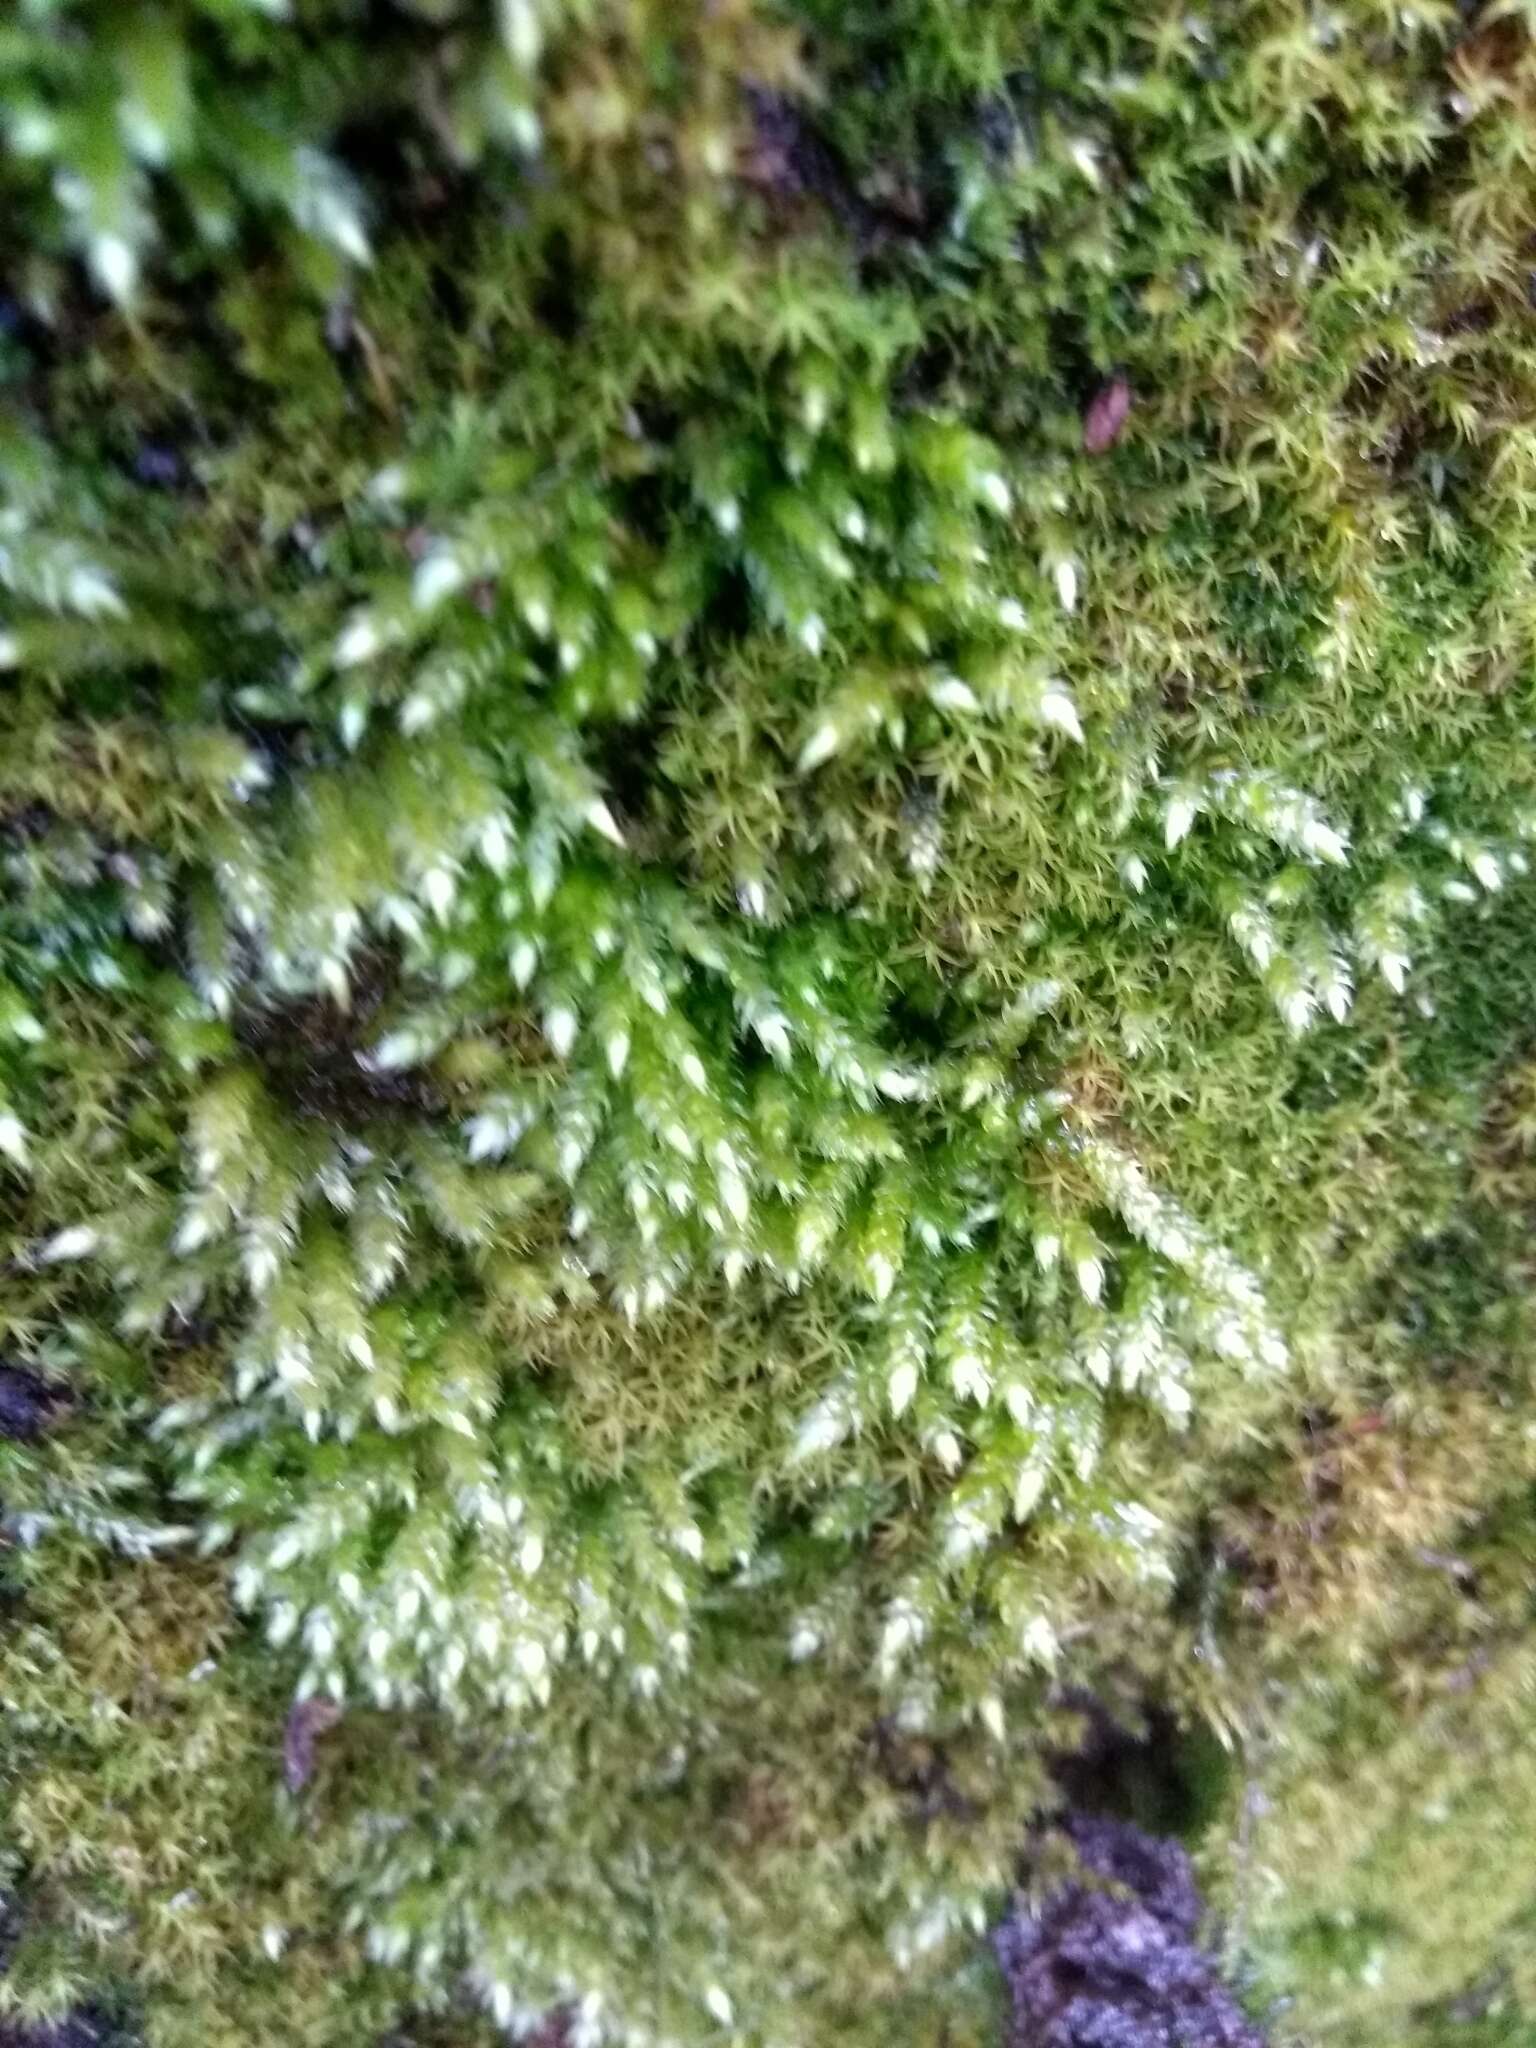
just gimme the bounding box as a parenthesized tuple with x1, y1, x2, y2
(5, 2, 1536, 2043)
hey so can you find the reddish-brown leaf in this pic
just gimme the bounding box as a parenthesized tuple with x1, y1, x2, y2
(283, 1695, 342, 1792)
(1083, 377, 1133, 454)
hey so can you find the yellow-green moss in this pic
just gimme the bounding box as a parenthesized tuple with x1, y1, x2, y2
(5, 3, 1536, 2044)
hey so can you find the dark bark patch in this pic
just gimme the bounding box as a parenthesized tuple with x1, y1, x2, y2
(996, 1814, 1266, 2048)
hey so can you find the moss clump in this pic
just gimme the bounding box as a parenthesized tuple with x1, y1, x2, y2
(4, 3, 1536, 2044)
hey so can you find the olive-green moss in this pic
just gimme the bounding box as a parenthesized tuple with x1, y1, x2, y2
(4, 3, 1536, 2044)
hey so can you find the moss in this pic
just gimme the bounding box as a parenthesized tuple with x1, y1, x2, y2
(4, 1, 1536, 2043)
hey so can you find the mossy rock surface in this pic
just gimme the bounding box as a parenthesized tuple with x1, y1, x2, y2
(4, 4, 1536, 2045)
